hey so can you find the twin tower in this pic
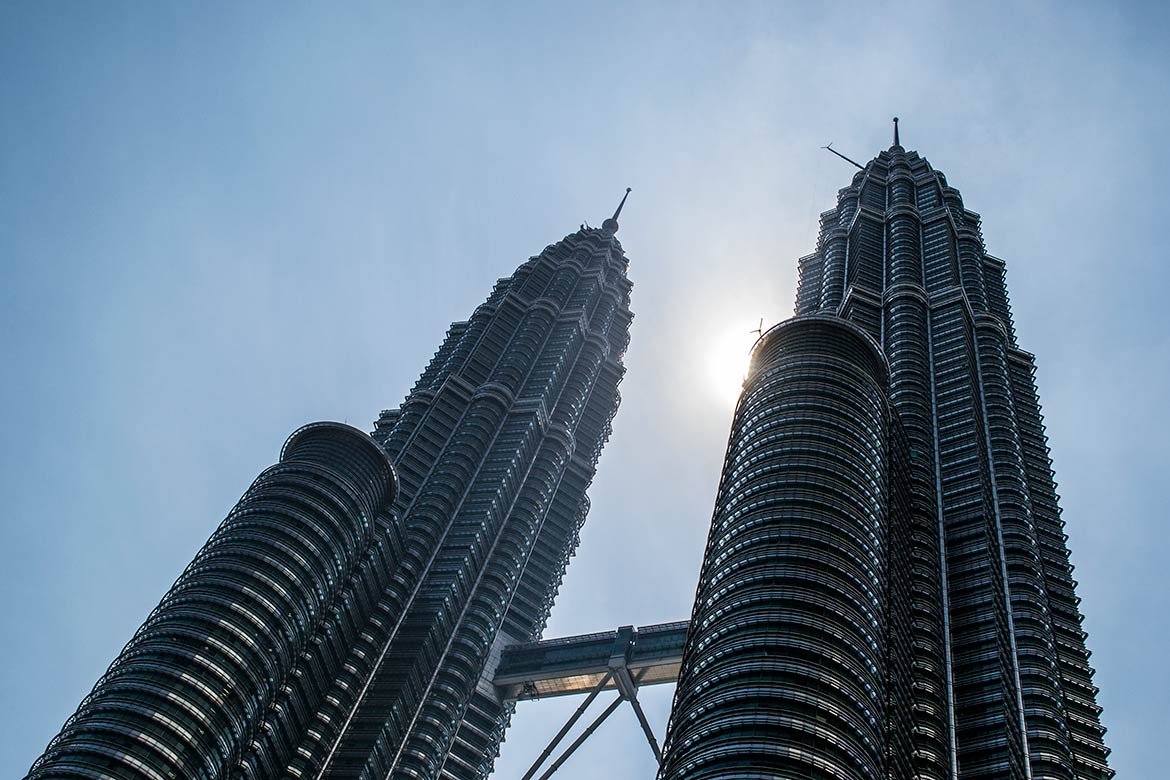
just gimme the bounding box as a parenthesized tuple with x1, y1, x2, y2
(28, 140, 1112, 780)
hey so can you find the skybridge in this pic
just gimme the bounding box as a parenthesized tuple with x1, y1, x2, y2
(493, 621, 689, 779)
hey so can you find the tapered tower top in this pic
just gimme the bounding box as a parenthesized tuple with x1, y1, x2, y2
(892, 116, 901, 149)
(601, 187, 631, 233)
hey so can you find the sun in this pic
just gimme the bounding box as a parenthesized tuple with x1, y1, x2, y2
(707, 325, 759, 406)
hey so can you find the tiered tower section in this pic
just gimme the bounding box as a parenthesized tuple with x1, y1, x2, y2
(661, 137, 1111, 780)
(802, 141, 1111, 780)
(313, 221, 633, 780)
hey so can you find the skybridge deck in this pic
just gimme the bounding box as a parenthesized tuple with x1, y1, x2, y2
(494, 620, 689, 702)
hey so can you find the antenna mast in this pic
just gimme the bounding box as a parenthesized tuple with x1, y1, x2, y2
(821, 143, 865, 170)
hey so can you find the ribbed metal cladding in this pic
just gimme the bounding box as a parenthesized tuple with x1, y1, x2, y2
(26, 422, 398, 780)
(659, 316, 891, 780)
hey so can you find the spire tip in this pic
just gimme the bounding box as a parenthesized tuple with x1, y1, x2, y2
(892, 117, 900, 147)
(602, 187, 631, 233)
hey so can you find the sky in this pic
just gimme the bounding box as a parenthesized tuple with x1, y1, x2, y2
(2, 2, 1167, 778)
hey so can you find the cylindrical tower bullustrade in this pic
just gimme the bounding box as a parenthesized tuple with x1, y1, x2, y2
(659, 316, 891, 780)
(27, 422, 397, 780)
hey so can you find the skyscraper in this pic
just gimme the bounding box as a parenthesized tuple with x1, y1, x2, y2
(26, 200, 633, 780)
(658, 127, 1112, 780)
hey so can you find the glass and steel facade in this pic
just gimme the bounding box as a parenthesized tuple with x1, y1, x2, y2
(661, 142, 1112, 780)
(26, 219, 633, 780)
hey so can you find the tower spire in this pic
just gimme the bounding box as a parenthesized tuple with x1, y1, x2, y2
(893, 116, 900, 148)
(602, 187, 631, 233)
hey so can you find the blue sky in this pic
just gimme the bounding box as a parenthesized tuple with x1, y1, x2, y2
(2, 2, 1167, 777)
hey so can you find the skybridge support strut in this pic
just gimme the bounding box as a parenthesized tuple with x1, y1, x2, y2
(519, 672, 613, 780)
(612, 664, 662, 762)
(534, 695, 625, 780)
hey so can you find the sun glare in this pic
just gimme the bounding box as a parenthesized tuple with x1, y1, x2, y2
(707, 325, 760, 406)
